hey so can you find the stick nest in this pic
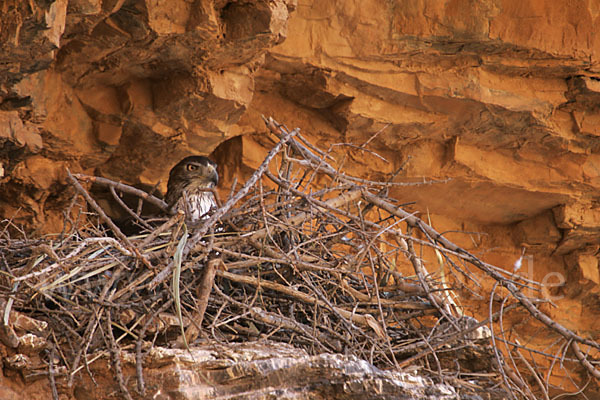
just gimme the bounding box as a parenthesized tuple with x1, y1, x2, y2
(1, 117, 598, 399)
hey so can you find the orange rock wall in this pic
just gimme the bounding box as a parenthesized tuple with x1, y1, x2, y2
(235, 0, 600, 343)
(2, 0, 600, 394)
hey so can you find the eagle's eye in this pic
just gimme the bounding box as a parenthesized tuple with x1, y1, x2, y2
(186, 164, 198, 171)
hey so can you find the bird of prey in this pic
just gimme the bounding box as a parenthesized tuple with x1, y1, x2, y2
(165, 156, 218, 224)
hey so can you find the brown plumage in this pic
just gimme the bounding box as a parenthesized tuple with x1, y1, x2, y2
(165, 156, 218, 224)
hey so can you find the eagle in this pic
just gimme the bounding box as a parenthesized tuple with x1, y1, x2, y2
(165, 156, 218, 224)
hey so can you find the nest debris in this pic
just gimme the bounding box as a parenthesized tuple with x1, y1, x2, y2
(1, 117, 599, 399)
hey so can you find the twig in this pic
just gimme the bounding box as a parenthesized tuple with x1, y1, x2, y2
(66, 170, 153, 270)
(105, 311, 133, 400)
(109, 186, 153, 230)
(572, 341, 600, 379)
(14, 237, 132, 282)
(73, 173, 168, 211)
(48, 344, 60, 400)
(215, 269, 382, 335)
(135, 299, 174, 396)
(182, 258, 220, 344)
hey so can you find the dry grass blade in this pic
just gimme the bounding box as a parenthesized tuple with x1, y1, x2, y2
(172, 225, 189, 352)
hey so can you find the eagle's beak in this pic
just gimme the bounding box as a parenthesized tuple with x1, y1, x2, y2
(209, 166, 219, 187)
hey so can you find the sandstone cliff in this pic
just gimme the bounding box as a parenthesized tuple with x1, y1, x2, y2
(1, 0, 600, 398)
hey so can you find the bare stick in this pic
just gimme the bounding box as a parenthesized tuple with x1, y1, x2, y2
(67, 170, 153, 270)
(216, 269, 384, 335)
(105, 311, 133, 400)
(48, 344, 59, 400)
(182, 258, 219, 344)
(73, 173, 168, 211)
(572, 341, 600, 379)
(109, 186, 153, 230)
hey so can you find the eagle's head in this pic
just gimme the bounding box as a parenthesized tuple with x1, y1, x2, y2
(165, 156, 218, 213)
(168, 155, 218, 190)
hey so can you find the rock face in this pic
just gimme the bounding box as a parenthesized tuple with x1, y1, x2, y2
(2, 1, 599, 243)
(73, 343, 459, 400)
(0, 0, 295, 232)
(2, 0, 600, 397)
(2, 340, 473, 399)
